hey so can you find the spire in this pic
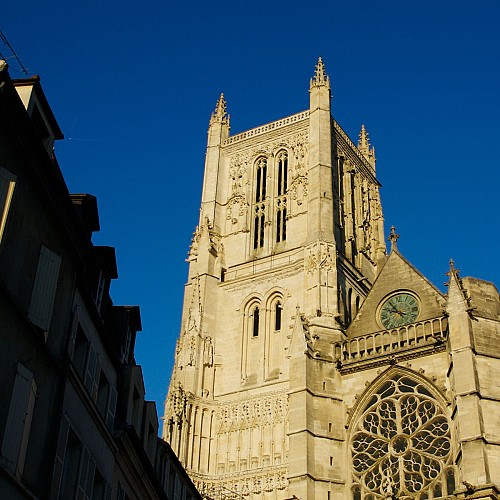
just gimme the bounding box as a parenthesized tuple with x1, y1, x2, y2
(310, 57, 330, 90)
(388, 225, 400, 252)
(445, 259, 476, 316)
(209, 93, 229, 126)
(357, 124, 376, 169)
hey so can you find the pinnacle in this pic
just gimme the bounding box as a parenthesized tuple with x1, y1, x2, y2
(310, 56, 330, 90)
(210, 93, 229, 125)
(358, 125, 369, 150)
(357, 124, 376, 169)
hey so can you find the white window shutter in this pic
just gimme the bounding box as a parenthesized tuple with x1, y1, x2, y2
(28, 245, 61, 331)
(50, 415, 70, 500)
(1, 364, 36, 476)
(106, 386, 118, 431)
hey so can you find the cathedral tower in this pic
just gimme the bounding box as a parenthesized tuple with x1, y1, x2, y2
(163, 59, 500, 499)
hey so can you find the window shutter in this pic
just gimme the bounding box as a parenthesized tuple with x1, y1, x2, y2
(15, 373, 36, 478)
(67, 305, 80, 359)
(92, 358, 101, 402)
(50, 415, 70, 500)
(1, 364, 36, 476)
(28, 245, 61, 331)
(106, 386, 118, 431)
(84, 344, 97, 393)
(0, 167, 16, 243)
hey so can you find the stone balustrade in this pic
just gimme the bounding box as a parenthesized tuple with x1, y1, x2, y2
(334, 317, 448, 364)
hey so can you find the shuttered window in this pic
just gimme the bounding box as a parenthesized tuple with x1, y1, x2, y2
(28, 245, 61, 330)
(105, 386, 118, 431)
(1, 363, 37, 478)
(0, 167, 16, 244)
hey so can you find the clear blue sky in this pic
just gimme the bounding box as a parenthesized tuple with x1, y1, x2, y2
(2, 1, 499, 418)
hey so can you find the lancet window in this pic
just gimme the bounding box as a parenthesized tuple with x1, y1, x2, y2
(252, 306, 260, 337)
(253, 157, 267, 250)
(350, 374, 454, 499)
(274, 301, 282, 331)
(276, 150, 288, 243)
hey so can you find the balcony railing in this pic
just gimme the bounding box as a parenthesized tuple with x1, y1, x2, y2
(334, 317, 448, 365)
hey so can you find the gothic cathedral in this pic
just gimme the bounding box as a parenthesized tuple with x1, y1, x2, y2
(163, 59, 500, 500)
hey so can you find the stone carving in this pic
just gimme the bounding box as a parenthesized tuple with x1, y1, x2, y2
(166, 382, 189, 424)
(203, 336, 214, 367)
(319, 244, 335, 271)
(193, 469, 289, 498)
(226, 194, 247, 225)
(186, 335, 196, 366)
(305, 247, 318, 274)
(229, 153, 248, 194)
(351, 375, 452, 497)
(288, 134, 308, 207)
(188, 225, 201, 258)
(226, 154, 249, 227)
(215, 393, 288, 433)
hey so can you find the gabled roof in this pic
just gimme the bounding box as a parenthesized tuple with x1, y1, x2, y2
(347, 249, 446, 338)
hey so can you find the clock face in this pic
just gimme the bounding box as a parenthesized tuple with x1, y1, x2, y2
(379, 293, 420, 329)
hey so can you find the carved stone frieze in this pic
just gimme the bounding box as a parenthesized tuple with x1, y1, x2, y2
(193, 467, 288, 499)
(215, 392, 288, 433)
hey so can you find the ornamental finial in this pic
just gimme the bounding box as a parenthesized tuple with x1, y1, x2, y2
(358, 125, 369, 151)
(210, 93, 229, 126)
(310, 56, 330, 90)
(388, 225, 400, 252)
(358, 124, 376, 169)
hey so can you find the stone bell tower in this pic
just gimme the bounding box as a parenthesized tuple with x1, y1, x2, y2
(163, 58, 386, 498)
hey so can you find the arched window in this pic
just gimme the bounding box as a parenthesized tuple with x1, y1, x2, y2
(277, 151, 288, 196)
(276, 151, 287, 243)
(351, 374, 452, 498)
(274, 301, 282, 331)
(252, 307, 260, 337)
(253, 157, 267, 250)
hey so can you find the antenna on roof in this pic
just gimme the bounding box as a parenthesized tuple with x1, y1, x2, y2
(0, 30, 28, 75)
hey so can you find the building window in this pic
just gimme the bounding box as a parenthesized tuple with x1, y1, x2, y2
(253, 157, 267, 250)
(351, 375, 452, 498)
(274, 301, 282, 331)
(27, 245, 61, 331)
(252, 307, 260, 337)
(0, 167, 16, 244)
(276, 151, 287, 243)
(1, 364, 37, 478)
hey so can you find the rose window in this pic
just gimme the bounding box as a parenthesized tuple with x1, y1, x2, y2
(351, 375, 455, 499)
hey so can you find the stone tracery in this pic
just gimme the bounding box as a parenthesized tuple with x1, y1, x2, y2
(351, 374, 453, 499)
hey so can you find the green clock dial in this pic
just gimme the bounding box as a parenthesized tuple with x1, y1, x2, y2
(379, 293, 420, 329)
